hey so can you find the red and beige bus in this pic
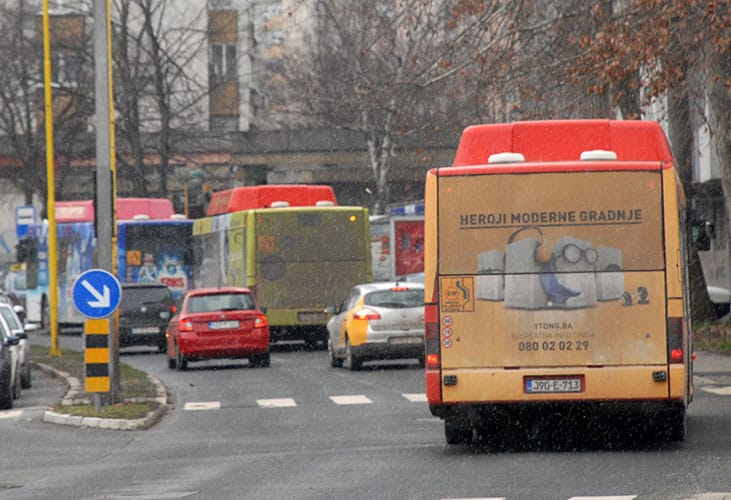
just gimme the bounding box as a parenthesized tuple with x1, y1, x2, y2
(424, 119, 692, 444)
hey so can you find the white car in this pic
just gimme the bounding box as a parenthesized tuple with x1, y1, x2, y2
(0, 312, 22, 402)
(0, 303, 31, 388)
(327, 281, 425, 370)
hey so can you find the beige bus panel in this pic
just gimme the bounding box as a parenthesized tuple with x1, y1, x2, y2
(434, 170, 668, 369)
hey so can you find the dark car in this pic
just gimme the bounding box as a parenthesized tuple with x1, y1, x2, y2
(119, 283, 176, 352)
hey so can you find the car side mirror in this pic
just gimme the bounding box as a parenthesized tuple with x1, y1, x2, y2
(259, 305, 267, 314)
(16, 332, 28, 340)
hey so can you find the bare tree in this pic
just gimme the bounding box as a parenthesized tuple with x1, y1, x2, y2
(280, 0, 525, 214)
(0, 0, 94, 206)
(111, 0, 209, 198)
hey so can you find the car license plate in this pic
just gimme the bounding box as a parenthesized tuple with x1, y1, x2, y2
(297, 312, 326, 322)
(132, 326, 159, 334)
(389, 336, 421, 345)
(209, 320, 239, 330)
(525, 377, 583, 393)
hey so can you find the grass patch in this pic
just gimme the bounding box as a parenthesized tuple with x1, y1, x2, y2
(31, 345, 160, 419)
(693, 320, 731, 354)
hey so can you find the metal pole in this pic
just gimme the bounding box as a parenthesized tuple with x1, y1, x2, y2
(41, 0, 60, 357)
(93, 0, 117, 403)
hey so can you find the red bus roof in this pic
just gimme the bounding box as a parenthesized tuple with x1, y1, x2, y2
(55, 198, 176, 223)
(206, 185, 338, 215)
(452, 119, 674, 166)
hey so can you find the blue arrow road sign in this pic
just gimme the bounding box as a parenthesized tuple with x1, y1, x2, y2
(72, 269, 122, 319)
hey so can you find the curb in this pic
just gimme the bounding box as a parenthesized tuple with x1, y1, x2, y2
(33, 361, 169, 431)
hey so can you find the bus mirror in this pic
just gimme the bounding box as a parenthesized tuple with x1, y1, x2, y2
(693, 221, 713, 251)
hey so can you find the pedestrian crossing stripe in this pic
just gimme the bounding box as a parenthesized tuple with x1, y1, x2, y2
(700, 386, 731, 395)
(258, 398, 297, 408)
(184, 401, 220, 410)
(330, 395, 372, 405)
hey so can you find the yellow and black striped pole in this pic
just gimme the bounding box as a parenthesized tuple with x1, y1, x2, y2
(84, 318, 111, 393)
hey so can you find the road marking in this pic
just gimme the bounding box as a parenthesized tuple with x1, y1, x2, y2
(568, 497, 637, 500)
(700, 386, 731, 396)
(257, 398, 297, 408)
(694, 375, 717, 385)
(403, 393, 427, 402)
(330, 395, 372, 405)
(0, 410, 23, 419)
(184, 401, 221, 411)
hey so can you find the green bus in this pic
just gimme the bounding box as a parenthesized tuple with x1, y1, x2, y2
(192, 186, 371, 348)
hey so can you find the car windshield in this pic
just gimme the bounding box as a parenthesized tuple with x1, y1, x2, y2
(363, 289, 423, 308)
(0, 307, 21, 330)
(187, 293, 256, 313)
(120, 288, 171, 310)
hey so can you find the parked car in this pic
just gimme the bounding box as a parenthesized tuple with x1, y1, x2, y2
(165, 287, 270, 370)
(3, 268, 27, 310)
(0, 302, 31, 388)
(119, 283, 176, 353)
(0, 313, 21, 406)
(327, 281, 425, 370)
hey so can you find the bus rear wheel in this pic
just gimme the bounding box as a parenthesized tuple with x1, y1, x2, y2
(445, 419, 473, 445)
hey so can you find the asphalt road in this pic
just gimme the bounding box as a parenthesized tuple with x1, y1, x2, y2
(1, 332, 730, 500)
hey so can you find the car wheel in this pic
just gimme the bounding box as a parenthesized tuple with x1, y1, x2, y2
(328, 338, 343, 368)
(21, 363, 32, 389)
(345, 337, 362, 371)
(175, 345, 187, 371)
(249, 353, 270, 368)
(0, 378, 12, 410)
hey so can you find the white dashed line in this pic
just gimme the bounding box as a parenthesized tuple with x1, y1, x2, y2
(257, 398, 297, 408)
(402, 393, 427, 402)
(0, 410, 23, 419)
(184, 401, 221, 411)
(568, 496, 637, 500)
(700, 386, 731, 396)
(329, 395, 372, 405)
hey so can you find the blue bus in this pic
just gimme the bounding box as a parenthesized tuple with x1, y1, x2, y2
(21, 198, 193, 327)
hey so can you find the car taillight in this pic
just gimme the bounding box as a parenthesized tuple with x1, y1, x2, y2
(170, 304, 177, 314)
(180, 320, 194, 332)
(667, 316, 684, 364)
(255, 314, 268, 328)
(352, 308, 380, 321)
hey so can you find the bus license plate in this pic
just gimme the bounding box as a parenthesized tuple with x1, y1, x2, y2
(525, 377, 582, 393)
(209, 320, 239, 330)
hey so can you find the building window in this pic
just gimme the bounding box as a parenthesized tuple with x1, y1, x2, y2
(208, 0, 232, 9)
(210, 43, 237, 82)
(51, 52, 82, 87)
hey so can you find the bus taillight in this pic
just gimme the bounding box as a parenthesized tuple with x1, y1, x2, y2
(667, 317, 684, 363)
(424, 304, 440, 368)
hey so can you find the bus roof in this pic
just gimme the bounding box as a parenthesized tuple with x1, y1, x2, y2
(55, 198, 176, 222)
(206, 185, 338, 215)
(452, 119, 674, 166)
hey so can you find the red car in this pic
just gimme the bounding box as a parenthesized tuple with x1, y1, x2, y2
(165, 287, 270, 370)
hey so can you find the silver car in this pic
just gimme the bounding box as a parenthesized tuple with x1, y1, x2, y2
(0, 311, 22, 403)
(327, 281, 425, 370)
(0, 303, 31, 389)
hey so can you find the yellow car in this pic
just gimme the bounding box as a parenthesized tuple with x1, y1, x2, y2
(327, 282, 425, 370)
